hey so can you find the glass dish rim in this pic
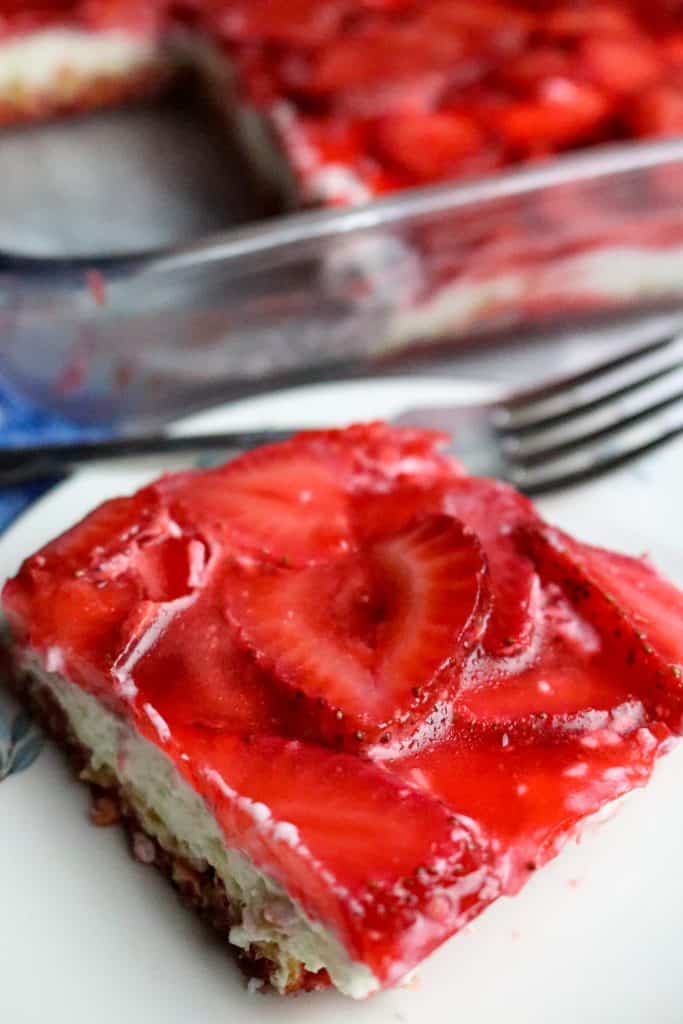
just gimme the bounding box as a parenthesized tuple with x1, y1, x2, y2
(3, 135, 683, 284)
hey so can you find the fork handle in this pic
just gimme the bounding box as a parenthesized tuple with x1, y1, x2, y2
(0, 428, 293, 485)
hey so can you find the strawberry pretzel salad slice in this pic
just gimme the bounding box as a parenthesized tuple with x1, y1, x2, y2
(4, 422, 683, 996)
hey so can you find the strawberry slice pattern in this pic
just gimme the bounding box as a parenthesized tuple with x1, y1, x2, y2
(6, 422, 683, 991)
(224, 514, 488, 744)
(516, 522, 683, 728)
(158, 443, 353, 567)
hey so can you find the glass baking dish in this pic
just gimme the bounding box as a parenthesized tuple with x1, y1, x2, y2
(3, 135, 683, 428)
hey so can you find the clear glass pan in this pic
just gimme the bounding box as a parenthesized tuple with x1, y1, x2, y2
(3, 136, 683, 428)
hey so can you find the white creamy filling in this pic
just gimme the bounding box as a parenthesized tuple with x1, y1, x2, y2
(384, 244, 683, 350)
(0, 29, 165, 92)
(29, 662, 378, 999)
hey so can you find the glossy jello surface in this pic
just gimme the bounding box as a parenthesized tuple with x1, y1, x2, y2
(5, 423, 683, 986)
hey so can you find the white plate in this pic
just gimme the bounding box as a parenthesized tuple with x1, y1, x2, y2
(2, 376, 683, 1024)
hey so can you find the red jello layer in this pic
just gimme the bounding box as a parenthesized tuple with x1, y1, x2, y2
(4, 423, 683, 988)
(210, 0, 683, 199)
(0, 1, 168, 39)
(3, 2, 683, 195)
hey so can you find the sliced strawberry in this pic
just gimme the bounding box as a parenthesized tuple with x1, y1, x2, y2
(442, 478, 540, 656)
(350, 482, 444, 547)
(375, 110, 488, 184)
(517, 522, 683, 728)
(303, 16, 469, 115)
(3, 569, 138, 699)
(373, 514, 488, 696)
(129, 593, 281, 736)
(159, 425, 456, 567)
(495, 82, 610, 155)
(29, 490, 156, 574)
(3, 492, 160, 695)
(352, 476, 539, 658)
(224, 514, 489, 745)
(579, 34, 662, 97)
(453, 583, 648, 748)
(159, 439, 353, 567)
(558, 537, 683, 667)
(173, 729, 494, 982)
(296, 421, 454, 486)
(3, 488, 218, 701)
(125, 533, 208, 602)
(393, 722, 667, 882)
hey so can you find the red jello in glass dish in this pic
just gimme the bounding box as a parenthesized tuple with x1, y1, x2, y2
(2, 1, 683, 376)
(2, 1, 683, 190)
(5, 423, 683, 997)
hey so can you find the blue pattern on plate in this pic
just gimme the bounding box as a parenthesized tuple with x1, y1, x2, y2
(0, 380, 106, 777)
(0, 381, 106, 532)
(0, 704, 43, 780)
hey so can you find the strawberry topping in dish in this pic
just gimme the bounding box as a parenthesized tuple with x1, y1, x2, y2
(0, 1, 167, 38)
(3, 1, 683, 194)
(4, 422, 683, 995)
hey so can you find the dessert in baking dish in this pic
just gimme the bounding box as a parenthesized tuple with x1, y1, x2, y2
(3, 2, 683, 346)
(5, 423, 683, 997)
(1, 2, 683, 196)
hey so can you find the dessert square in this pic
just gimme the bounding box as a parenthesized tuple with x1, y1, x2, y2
(4, 423, 683, 996)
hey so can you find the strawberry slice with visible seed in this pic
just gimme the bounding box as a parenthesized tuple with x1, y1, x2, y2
(517, 522, 683, 727)
(393, 723, 666, 879)
(442, 478, 540, 656)
(159, 424, 454, 568)
(224, 514, 489, 744)
(352, 477, 539, 657)
(453, 580, 648, 748)
(160, 439, 353, 567)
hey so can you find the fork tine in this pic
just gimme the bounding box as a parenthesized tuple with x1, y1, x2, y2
(496, 331, 683, 432)
(502, 364, 683, 464)
(498, 315, 683, 409)
(507, 398, 683, 494)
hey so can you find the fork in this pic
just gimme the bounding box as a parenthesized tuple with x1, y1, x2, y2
(1, 324, 682, 495)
